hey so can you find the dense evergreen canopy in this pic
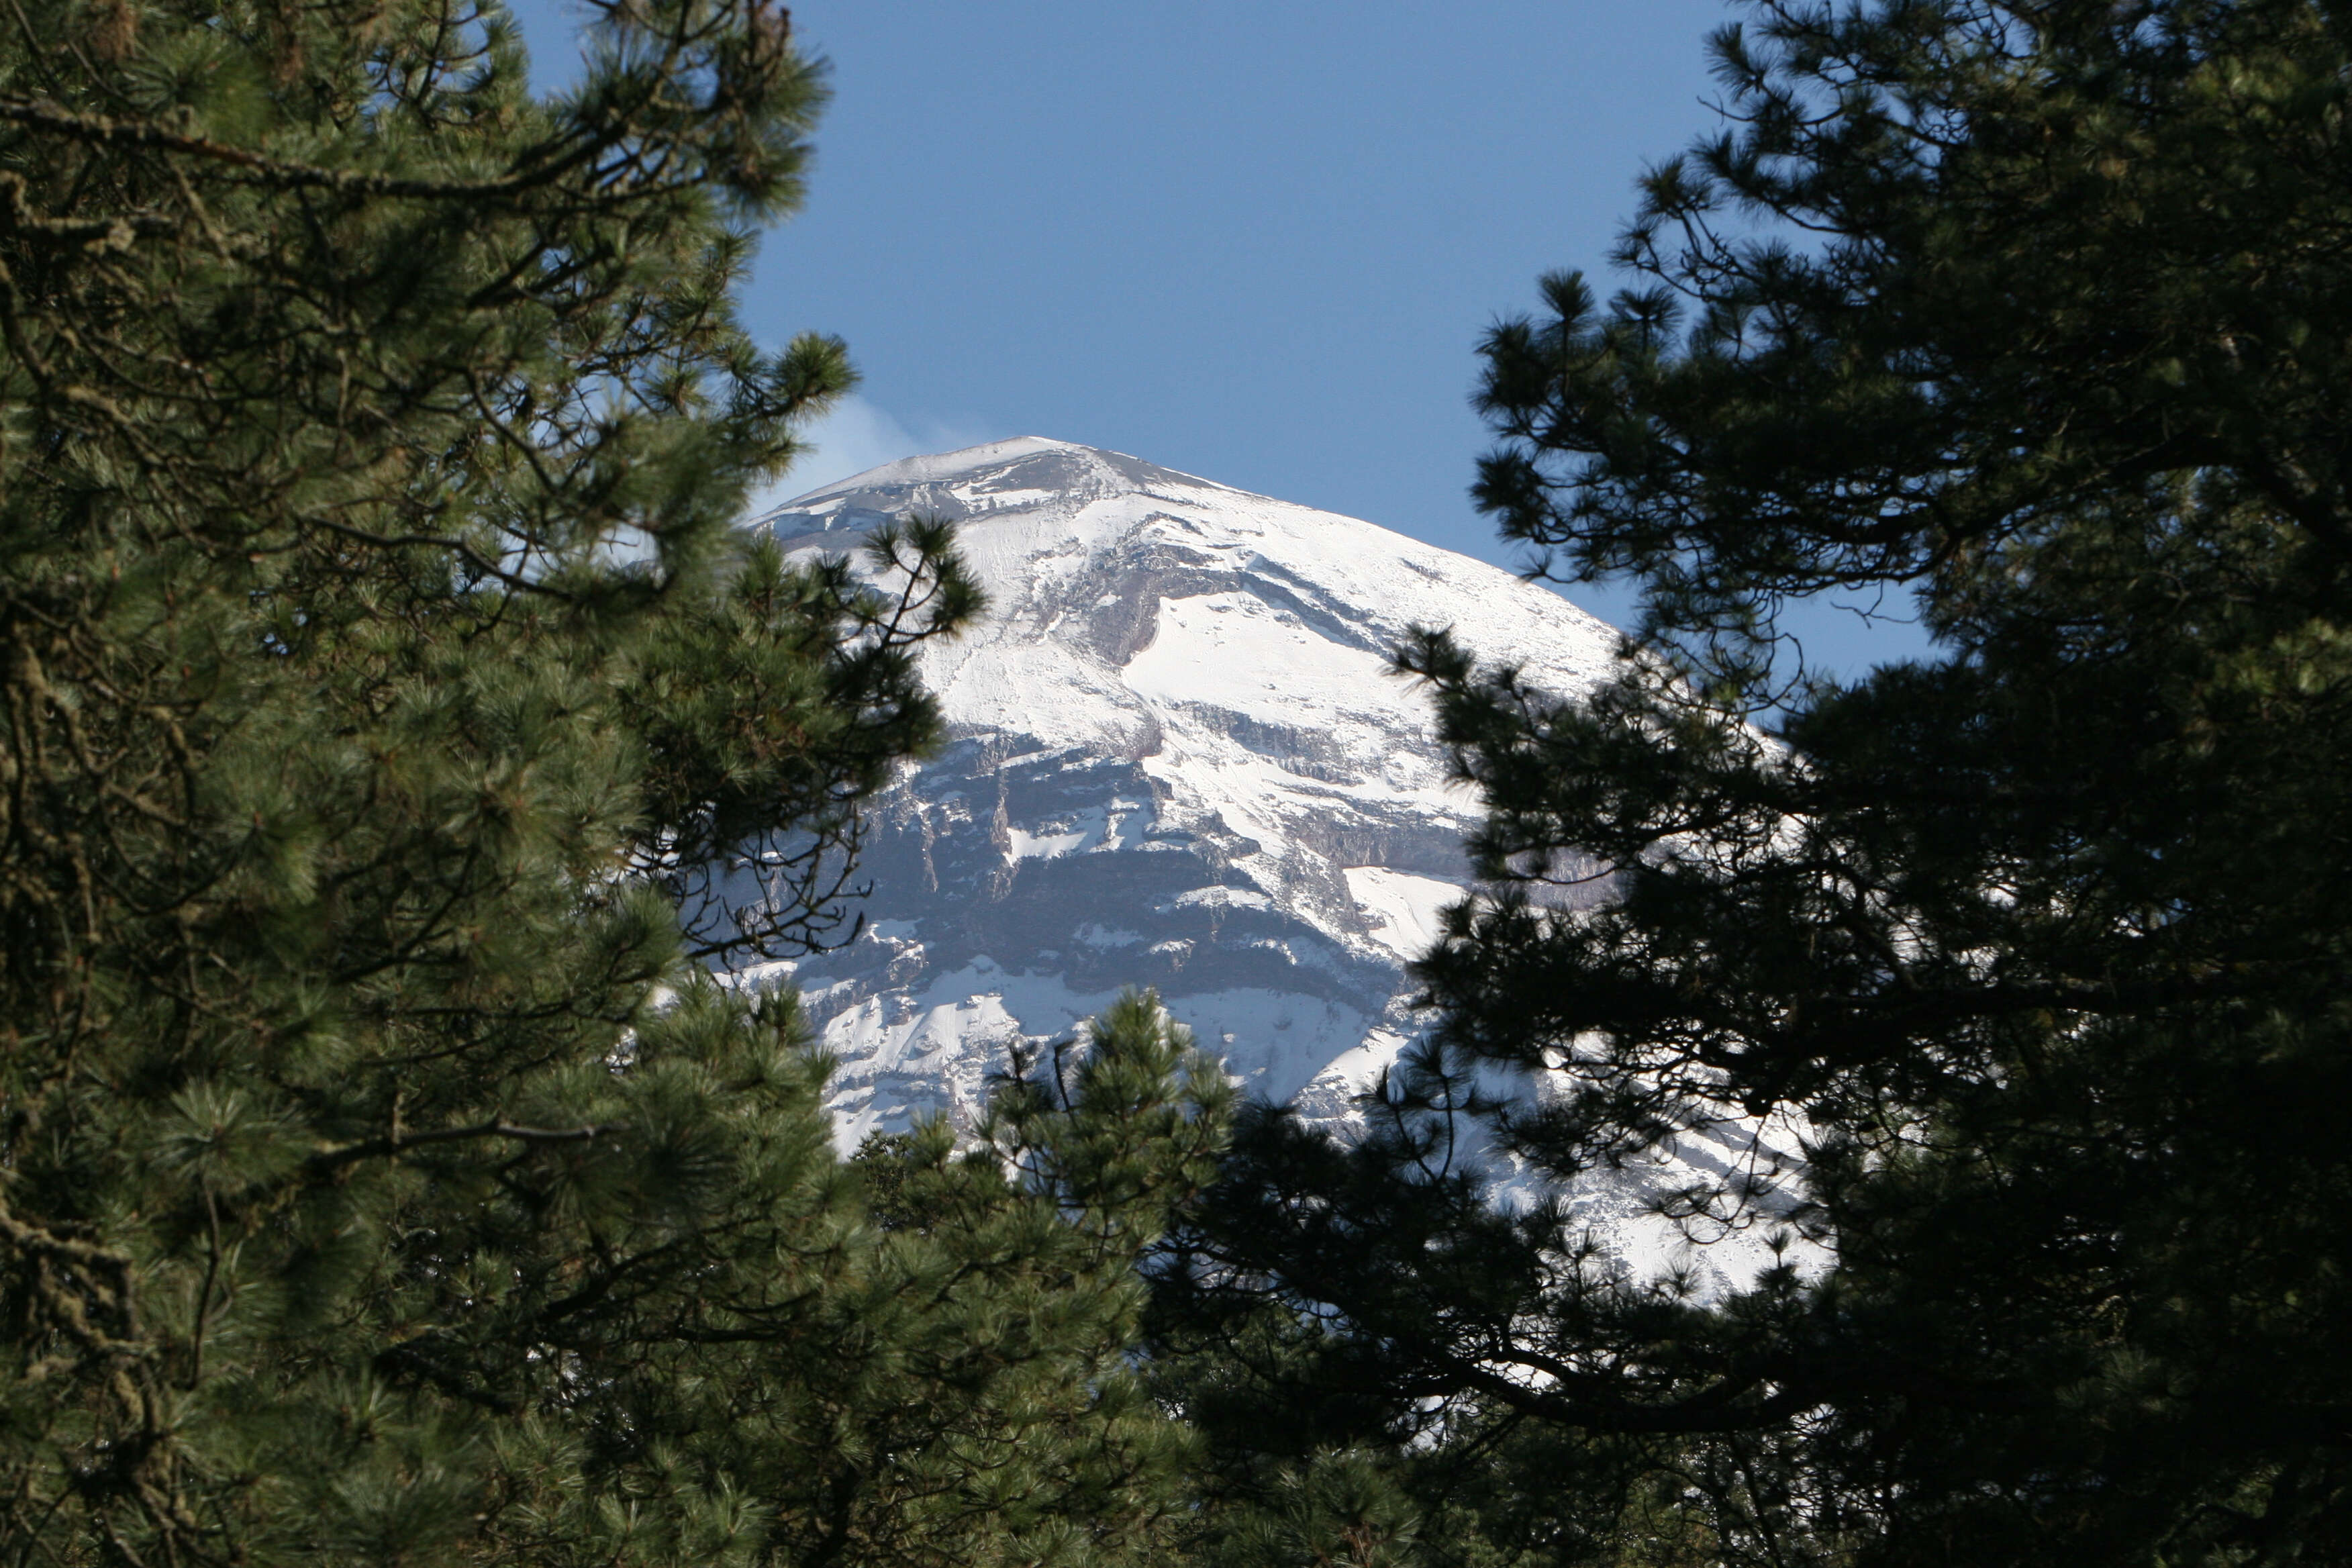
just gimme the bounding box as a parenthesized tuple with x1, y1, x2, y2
(1156, 2, 2352, 1563)
(0, 3, 1224, 1567)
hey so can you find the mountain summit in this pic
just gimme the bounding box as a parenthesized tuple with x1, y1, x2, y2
(750, 440, 1781, 1279)
(753, 437, 1617, 1104)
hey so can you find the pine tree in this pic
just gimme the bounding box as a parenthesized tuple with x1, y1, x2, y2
(1160, 2, 2352, 1562)
(0, 3, 1221, 1566)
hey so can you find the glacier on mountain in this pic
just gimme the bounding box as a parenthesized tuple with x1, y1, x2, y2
(744, 437, 1802, 1287)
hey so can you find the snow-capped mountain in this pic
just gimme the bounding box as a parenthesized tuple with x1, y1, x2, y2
(748, 438, 1797, 1284)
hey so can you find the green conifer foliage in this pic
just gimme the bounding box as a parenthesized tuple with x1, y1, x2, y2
(1161, 2, 2352, 1562)
(0, 4, 1218, 1566)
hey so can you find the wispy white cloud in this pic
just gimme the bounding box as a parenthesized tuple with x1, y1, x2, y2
(746, 396, 1011, 519)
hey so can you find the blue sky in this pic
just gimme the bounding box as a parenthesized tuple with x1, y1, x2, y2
(503, 0, 1928, 680)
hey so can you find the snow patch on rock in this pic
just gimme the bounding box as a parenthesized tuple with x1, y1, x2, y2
(746, 438, 1803, 1294)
